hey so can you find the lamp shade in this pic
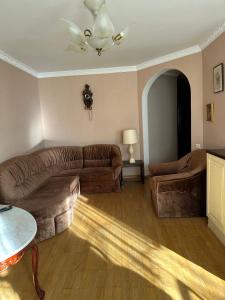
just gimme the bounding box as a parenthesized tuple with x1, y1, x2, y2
(123, 129, 138, 145)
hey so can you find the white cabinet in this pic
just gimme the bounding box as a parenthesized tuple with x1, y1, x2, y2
(207, 153, 225, 246)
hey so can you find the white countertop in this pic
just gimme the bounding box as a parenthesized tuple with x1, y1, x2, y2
(0, 205, 37, 262)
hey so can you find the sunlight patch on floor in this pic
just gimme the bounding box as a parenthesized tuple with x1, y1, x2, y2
(0, 270, 9, 278)
(0, 280, 20, 300)
(71, 197, 225, 300)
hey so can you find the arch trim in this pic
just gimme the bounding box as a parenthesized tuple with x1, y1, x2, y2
(141, 68, 191, 175)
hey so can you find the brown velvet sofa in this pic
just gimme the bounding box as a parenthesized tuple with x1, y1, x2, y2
(149, 149, 206, 218)
(0, 144, 122, 241)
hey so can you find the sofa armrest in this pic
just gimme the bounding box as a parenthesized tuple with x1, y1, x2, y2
(112, 156, 122, 180)
(149, 161, 179, 176)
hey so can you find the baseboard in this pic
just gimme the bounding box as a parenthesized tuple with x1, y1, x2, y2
(208, 218, 225, 247)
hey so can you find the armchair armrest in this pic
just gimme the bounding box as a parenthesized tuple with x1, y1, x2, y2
(153, 171, 192, 183)
(153, 171, 202, 193)
(149, 161, 179, 176)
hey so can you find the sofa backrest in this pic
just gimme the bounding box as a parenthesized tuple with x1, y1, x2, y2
(36, 146, 83, 171)
(0, 154, 50, 204)
(83, 144, 121, 168)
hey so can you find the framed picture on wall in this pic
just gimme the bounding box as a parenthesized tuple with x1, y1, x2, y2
(206, 103, 215, 122)
(213, 63, 224, 93)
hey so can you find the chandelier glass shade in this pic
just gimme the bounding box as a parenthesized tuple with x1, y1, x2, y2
(63, 0, 128, 56)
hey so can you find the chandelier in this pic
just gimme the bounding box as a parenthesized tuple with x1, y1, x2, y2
(63, 0, 129, 56)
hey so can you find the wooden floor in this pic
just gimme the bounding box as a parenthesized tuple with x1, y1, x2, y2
(1, 182, 225, 300)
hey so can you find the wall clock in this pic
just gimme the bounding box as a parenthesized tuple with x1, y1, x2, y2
(83, 84, 93, 110)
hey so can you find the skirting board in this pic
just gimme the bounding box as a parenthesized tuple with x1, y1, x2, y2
(208, 218, 225, 247)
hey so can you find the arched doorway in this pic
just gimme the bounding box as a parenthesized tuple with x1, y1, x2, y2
(142, 69, 191, 174)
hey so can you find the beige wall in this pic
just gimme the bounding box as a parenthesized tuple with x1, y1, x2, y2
(0, 60, 43, 162)
(38, 72, 140, 160)
(203, 32, 225, 148)
(137, 52, 204, 161)
(39, 52, 204, 167)
(0, 51, 204, 169)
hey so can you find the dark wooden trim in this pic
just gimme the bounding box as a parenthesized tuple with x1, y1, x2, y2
(0, 241, 45, 299)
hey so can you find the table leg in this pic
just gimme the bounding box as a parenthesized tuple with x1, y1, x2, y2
(141, 162, 145, 184)
(30, 243, 45, 300)
(120, 169, 124, 187)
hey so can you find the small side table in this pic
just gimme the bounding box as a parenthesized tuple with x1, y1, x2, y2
(0, 205, 45, 299)
(121, 160, 145, 184)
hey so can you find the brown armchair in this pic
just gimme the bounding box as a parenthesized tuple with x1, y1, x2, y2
(149, 149, 206, 218)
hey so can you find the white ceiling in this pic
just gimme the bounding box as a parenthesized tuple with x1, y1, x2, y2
(0, 0, 225, 73)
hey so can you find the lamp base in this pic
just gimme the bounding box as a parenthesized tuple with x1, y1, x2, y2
(128, 144, 135, 164)
(129, 158, 135, 164)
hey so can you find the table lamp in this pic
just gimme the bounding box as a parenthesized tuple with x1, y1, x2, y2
(123, 129, 138, 164)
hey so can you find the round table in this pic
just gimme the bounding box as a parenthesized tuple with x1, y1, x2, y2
(0, 205, 45, 299)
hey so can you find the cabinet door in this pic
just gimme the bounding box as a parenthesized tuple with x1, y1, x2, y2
(207, 154, 225, 232)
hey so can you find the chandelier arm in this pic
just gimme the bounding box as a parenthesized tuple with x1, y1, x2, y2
(84, 29, 92, 37)
(96, 48, 102, 56)
(63, 1, 128, 56)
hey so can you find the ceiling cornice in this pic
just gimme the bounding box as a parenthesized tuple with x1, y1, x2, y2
(37, 66, 137, 78)
(0, 50, 37, 77)
(136, 46, 201, 71)
(200, 21, 225, 50)
(38, 46, 201, 78)
(0, 21, 224, 78)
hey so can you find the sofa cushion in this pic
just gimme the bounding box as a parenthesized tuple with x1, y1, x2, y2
(83, 144, 121, 168)
(80, 167, 114, 182)
(83, 159, 111, 168)
(15, 176, 79, 219)
(54, 168, 82, 177)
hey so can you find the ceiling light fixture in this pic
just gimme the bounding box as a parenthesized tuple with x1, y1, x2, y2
(62, 0, 129, 56)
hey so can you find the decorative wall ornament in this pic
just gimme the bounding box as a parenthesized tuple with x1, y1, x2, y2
(82, 84, 93, 120)
(62, 0, 129, 56)
(213, 63, 224, 93)
(206, 103, 215, 122)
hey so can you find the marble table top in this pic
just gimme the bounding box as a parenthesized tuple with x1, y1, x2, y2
(0, 205, 37, 262)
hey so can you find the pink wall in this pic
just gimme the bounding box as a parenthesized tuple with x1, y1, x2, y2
(0, 60, 43, 162)
(39, 52, 204, 164)
(203, 32, 225, 148)
(0, 50, 205, 167)
(38, 72, 140, 160)
(137, 52, 204, 159)
(1, 32, 224, 165)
